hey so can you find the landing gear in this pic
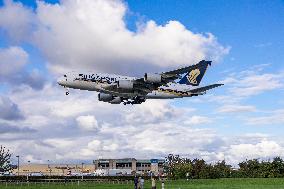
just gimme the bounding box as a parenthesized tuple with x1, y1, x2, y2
(65, 87, 69, 96)
(123, 96, 146, 105)
(133, 96, 146, 104)
(123, 101, 134, 105)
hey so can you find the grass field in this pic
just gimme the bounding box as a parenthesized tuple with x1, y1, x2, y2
(1, 178, 284, 189)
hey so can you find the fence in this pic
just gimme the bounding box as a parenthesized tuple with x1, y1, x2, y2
(0, 178, 135, 188)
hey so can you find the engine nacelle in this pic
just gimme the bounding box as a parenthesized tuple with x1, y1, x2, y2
(109, 97, 122, 104)
(98, 93, 113, 102)
(117, 80, 133, 89)
(144, 73, 162, 83)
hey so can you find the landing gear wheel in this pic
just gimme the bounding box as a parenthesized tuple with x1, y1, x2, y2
(66, 91, 69, 95)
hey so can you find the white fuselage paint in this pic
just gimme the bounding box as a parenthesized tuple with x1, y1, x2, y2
(57, 72, 193, 99)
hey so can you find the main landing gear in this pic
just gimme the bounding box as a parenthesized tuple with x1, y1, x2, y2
(123, 101, 134, 105)
(123, 96, 146, 105)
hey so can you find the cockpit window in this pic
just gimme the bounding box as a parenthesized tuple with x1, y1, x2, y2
(64, 75, 67, 77)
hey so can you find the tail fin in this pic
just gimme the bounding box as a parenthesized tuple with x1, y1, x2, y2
(178, 60, 211, 86)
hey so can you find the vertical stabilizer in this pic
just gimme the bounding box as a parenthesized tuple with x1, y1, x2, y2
(178, 60, 211, 86)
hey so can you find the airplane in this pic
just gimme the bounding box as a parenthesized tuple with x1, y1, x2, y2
(57, 60, 223, 105)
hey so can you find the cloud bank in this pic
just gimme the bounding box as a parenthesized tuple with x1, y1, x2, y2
(1, 0, 229, 75)
(0, 0, 283, 166)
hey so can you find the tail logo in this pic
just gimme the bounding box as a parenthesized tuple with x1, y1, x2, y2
(187, 69, 200, 84)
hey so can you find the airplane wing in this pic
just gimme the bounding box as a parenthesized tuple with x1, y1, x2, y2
(187, 84, 224, 94)
(133, 60, 212, 92)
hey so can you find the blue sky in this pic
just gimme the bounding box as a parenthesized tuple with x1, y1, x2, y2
(0, 0, 284, 165)
(125, 0, 284, 133)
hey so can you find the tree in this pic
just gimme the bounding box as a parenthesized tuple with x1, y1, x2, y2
(164, 154, 192, 179)
(165, 154, 284, 179)
(173, 159, 192, 179)
(270, 157, 284, 178)
(164, 154, 177, 178)
(191, 158, 207, 179)
(0, 146, 13, 172)
(214, 160, 231, 178)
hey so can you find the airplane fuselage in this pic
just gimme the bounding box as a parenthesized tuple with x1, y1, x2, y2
(58, 72, 194, 99)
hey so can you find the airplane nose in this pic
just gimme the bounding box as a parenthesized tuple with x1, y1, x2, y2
(57, 76, 66, 86)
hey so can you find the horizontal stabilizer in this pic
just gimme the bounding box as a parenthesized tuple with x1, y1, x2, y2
(187, 84, 224, 93)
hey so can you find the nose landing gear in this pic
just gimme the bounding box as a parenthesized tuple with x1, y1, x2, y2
(65, 87, 69, 96)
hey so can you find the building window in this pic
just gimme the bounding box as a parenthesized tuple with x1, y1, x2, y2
(98, 163, 109, 168)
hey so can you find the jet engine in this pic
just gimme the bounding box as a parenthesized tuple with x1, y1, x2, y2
(109, 97, 122, 104)
(98, 93, 113, 102)
(144, 73, 162, 83)
(117, 80, 133, 89)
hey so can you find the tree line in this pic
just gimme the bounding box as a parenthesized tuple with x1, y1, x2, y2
(1, 146, 284, 179)
(164, 154, 284, 179)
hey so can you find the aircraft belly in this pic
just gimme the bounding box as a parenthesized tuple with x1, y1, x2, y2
(146, 91, 181, 99)
(68, 81, 99, 91)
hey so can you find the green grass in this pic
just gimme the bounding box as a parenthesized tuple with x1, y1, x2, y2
(1, 178, 284, 189)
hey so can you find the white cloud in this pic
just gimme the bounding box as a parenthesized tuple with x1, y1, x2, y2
(0, 0, 34, 42)
(124, 100, 183, 124)
(218, 104, 256, 113)
(232, 74, 282, 97)
(0, 46, 46, 89)
(3, 87, 284, 165)
(247, 109, 284, 125)
(0, 46, 28, 76)
(87, 140, 102, 150)
(0, 82, 222, 161)
(0, 0, 229, 75)
(76, 115, 99, 131)
(51, 98, 97, 118)
(210, 67, 284, 116)
(223, 72, 283, 97)
(0, 95, 24, 120)
(184, 115, 212, 125)
(103, 143, 119, 151)
(227, 140, 284, 163)
(5, 1, 280, 166)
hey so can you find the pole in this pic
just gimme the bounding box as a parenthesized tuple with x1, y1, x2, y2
(16, 155, 19, 176)
(27, 160, 30, 182)
(81, 163, 84, 181)
(48, 160, 51, 176)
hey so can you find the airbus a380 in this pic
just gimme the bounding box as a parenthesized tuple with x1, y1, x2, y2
(57, 60, 223, 105)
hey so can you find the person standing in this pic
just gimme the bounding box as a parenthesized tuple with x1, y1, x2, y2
(140, 177, 144, 189)
(134, 176, 138, 189)
(138, 177, 141, 189)
(186, 172, 190, 181)
(151, 177, 156, 189)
